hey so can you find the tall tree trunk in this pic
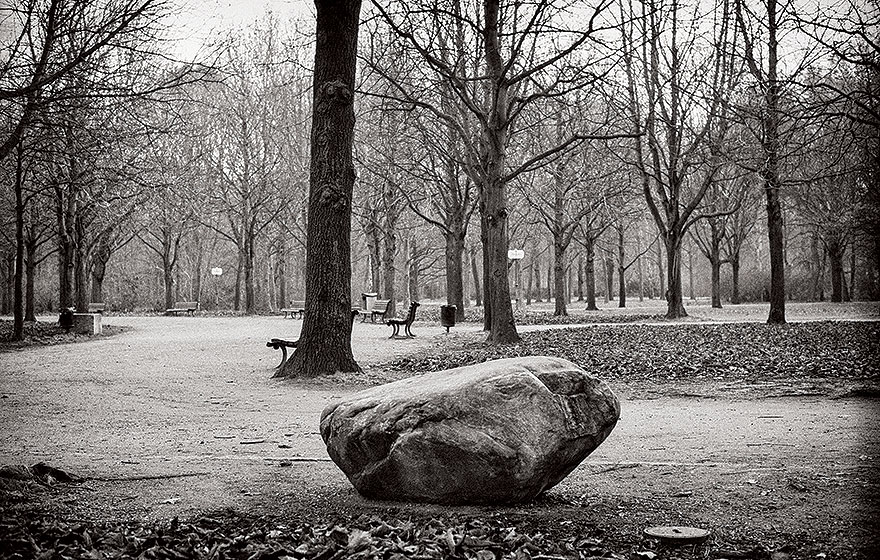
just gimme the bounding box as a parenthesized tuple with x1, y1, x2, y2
(2, 252, 12, 315)
(445, 232, 466, 320)
(828, 236, 844, 303)
(756, 0, 786, 323)
(479, 0, 519, 344)
(577, 254, 584, 302)
(553, 242, 567, 316)
(13, 142, 25, 340)
(24, 238, 37, 322)
(585, 235, 598, 311)
(277, 238, 287, 307)
(617, 228, 626, 308)
(604, 254, 613, 303)
(710, 257, 722, 308)
(469, 245, 482, 307)
(480, 213, 491, 330)
(244, 235, 256, 313)
(688, 247, 695, 301)
(382, 219, 397, 316)
(193, 242, 204, 304)
(664, 233, 687, 318)
(526, 261, 533, 305)
(638, 253, 645, 302)
(731, 254, 741, 304)
(534, 255, 542, 302)
(408, 236, 420, 303)
(278, 0, 361, 378)
(163, 262, 175, 310)
(656, 240, 665, 301)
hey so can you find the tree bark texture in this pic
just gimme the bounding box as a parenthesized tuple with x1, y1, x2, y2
(553, 242, 567, 316)
(617, 227, 626, 308)
(584, 235, 598, 311)
(278, 0, 362, 378)
(479, 0, 519, 344)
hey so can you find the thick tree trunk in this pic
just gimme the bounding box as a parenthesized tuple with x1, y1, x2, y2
(57, 228, 74, 310)
(445, 233, 466, 320)
(233, 257, 242, 311)
(408, 237, 420, 303)
(577, 254, 584, 301)
(278, 0, 361, 378)
(553, 242, 567, 316)
(711, 257, 722, 308)
(382, 221, 397, 316)
(163, 264, 174, 310)
(828, 237, 844, 303)
(585, 235, 598, 311)
(479, 0, 519, 344)
(664, 233, 687, 318)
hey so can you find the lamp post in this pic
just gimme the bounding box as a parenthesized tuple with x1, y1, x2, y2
(210, 267, 223, 310)
(508, 249, 525, 310)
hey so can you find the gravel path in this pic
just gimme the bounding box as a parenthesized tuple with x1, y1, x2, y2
(0, 313, 877, 553)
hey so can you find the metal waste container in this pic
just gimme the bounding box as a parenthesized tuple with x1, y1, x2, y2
(440, 304, 456, 333)
(362, 292, 378, 311)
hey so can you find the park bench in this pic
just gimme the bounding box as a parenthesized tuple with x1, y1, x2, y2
(87, 303, 105, 314)
(369, 299, 392, 323)
(165, 301, 199, 316)
(281, 300, 305, 319)
(267, 309, 360, 370)
(386, 301, 420, 339)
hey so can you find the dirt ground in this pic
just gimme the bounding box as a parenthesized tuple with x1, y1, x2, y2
(1, 302, 878, 558)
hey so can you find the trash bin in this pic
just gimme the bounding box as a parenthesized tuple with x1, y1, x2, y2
(440, 304, 456, 333)
(362, 292, 378, 312)
(59, 307, 74, 331)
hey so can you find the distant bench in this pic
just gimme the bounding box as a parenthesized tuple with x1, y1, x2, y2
(165, 301, 199, 316)
(387, 301, 419, 339)
(281, 301, 305, 319)
(367, 299, 391, 323)
(87, 303, 105, 314)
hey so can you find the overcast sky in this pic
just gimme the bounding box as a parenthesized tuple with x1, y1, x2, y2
(166, 0, 314, 58)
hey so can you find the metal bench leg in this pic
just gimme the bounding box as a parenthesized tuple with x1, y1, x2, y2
(405, 324, 415, 338)
(389, 324, 399, 339)
(277, 345, 288, 369)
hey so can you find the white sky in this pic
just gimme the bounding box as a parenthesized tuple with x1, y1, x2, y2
(165, 0, 315, 59)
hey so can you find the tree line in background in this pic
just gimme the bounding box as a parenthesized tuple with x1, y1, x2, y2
(1, 0, 878, 343)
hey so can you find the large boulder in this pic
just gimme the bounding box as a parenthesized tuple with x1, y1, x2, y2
(320, 356, 620, 504)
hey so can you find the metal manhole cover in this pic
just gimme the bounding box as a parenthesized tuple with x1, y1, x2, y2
(644, 526, 711, 543)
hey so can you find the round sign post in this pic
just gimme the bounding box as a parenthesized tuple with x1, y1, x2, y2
(507, 249, 525, 310)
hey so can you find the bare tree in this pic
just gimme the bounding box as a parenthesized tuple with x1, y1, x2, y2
(370, 0, 629, 343)
(621, 0, 739, 318)
(277, 0, 362, 378)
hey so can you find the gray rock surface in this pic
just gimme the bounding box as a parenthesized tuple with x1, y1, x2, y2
(320, 356, 620, 504)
